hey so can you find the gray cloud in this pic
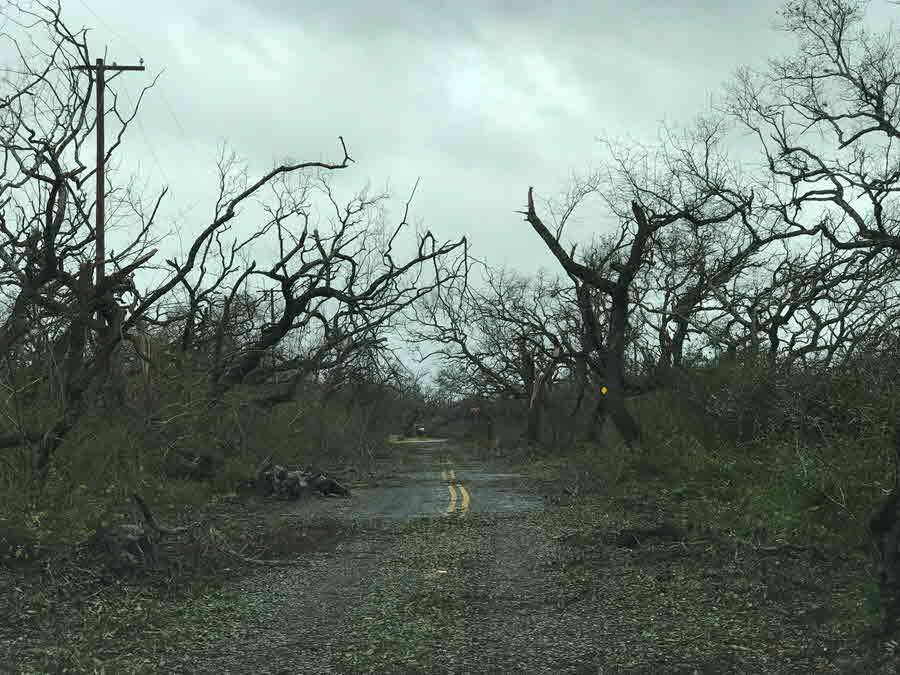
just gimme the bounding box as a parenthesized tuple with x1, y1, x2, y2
(44, 0, 899, 278)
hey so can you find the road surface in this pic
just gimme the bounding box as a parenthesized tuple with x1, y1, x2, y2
(340, 439, 542, 520)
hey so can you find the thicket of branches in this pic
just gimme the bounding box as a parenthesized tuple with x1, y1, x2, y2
(1, 0, 900, 642)
(421, 0, 900, 454)
(0, 1, 466, 488)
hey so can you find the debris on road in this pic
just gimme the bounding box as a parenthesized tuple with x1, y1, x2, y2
(254, 456, 351, 500)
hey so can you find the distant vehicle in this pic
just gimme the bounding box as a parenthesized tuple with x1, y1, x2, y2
(415, 424, 426, 437)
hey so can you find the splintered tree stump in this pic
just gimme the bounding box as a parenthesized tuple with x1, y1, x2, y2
(90, 523, 157, 571)
(88, 495, 199, 573)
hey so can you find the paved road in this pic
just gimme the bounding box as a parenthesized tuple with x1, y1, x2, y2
(341, 439, 543, 520)
(161, 439, 559, 674)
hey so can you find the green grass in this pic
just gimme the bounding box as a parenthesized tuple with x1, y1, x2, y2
(2, 357, 898, 670)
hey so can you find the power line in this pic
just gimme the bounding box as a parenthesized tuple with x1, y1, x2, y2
(77, 0, 204, 162)
(122, 85, 170, 186)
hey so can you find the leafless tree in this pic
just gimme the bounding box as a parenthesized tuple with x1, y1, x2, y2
(522, 118, 757, 447)
(705, 238, 900, 371)
(409, 264, 571, 443)
(723, 0, 900, 256)
(0, 2, 467, 482)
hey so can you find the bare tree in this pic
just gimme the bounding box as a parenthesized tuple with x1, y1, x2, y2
(201, 175, 467, 398)
(705, 238, 900, 372)
(0, 2, 467, 483)
(409, 264, 571, 444)
(522, 118, 756, 447)
(723, 0, 900, 255)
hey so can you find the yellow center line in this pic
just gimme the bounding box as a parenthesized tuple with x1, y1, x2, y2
(458, 484, 470, 515)
(446, 484, 458, 514)
(441, 466, 468, 517)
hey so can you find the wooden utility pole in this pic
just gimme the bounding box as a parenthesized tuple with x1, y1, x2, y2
(258, 288, 277, 324)
(71, 58, 145, 291)
(258, 289, 278, 369)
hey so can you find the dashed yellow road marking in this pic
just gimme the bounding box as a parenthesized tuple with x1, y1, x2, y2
(442, 467, 468, 516)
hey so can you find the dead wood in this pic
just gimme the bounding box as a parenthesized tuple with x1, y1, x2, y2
(254, 461, 351, 500)
(88, 494, 201, 571)
(208, 527, 307, 567)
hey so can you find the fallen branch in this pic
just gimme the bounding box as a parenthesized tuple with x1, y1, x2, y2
(208, 527, 307, 567)
(732, 536, 811, 556)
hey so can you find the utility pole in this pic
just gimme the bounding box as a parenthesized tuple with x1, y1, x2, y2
(258, 288, 277, 324)
(258, 289, 278, 369)
(71, 58, 145, 292)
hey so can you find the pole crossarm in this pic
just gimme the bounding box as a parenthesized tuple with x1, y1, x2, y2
(70, 64, 146, 71)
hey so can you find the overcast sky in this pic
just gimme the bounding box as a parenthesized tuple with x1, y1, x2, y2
(48, 0, 850, 273)
(22, 0, 889, 270)
(4, 0, 899, 376)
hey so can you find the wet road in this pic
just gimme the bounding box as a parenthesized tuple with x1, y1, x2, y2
(337, 439, 543, 521)
(154, 439, 559, 674)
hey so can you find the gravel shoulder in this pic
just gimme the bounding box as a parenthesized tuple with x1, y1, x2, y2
(4, 440, 896, 673)
(157, 440, 558, 673)
(152, 441, 895, 674)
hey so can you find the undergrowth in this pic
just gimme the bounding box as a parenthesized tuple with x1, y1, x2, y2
(2, 354, 899, 669)
(499, 357, 898, 643)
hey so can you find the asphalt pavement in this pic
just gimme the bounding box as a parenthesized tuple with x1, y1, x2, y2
(341, 438, 543, 521)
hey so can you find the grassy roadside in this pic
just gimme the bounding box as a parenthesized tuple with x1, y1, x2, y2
(1, 431, 897, 673)
(0, 492, 365, 673)
(2, 374, 898, 673)
(0, 404, 391, 674)
(462, 423, 898, 672)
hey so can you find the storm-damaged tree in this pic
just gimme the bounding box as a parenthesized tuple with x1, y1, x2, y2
(181, 172, 470, 402)
(633, 178, 816, 374)
(0, 1, 467, 486)
(0, 1, 167, 479)
(718, 0, 900, 632)
(555, 231, 658, 441)
(409, 263, 571, 445)
(709, 240, 899, 374)
(661, 234, 900, 443)
(131, 153, 468, 453)
(521, 116, 758, 448)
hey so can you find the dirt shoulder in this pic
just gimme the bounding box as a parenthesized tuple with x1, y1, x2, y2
(2, 440, 896, 673)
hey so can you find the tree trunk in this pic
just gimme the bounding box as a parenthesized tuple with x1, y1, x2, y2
(603, 287, 641, 448)
(585, 395, 607, 443)
(525, 404, 541, 444)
